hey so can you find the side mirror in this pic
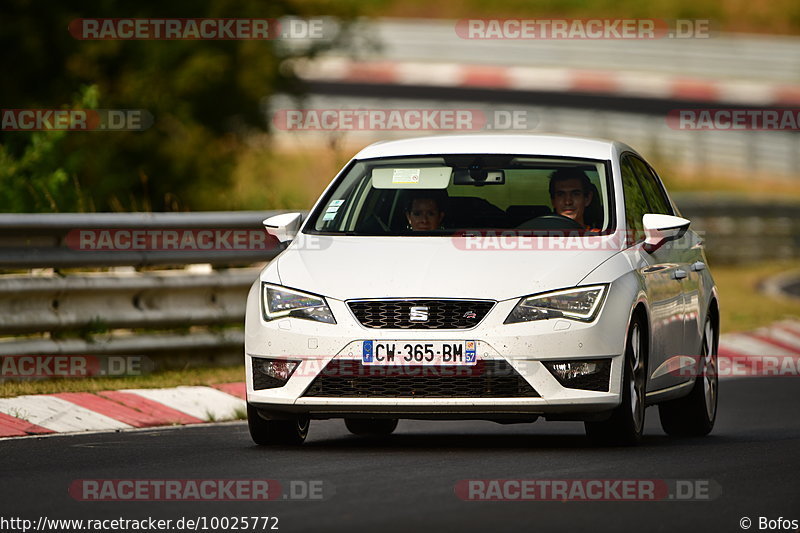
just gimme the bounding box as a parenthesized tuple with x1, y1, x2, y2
(642, 213, 690, 253)
(263, 212, 303, 243)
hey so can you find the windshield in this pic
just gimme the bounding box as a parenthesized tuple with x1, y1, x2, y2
(306, 155, 614, 235)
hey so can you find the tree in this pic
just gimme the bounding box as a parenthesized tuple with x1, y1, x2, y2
(0, 0, 365, 212)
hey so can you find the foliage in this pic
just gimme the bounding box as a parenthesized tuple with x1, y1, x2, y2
(0, 0, 364, 212)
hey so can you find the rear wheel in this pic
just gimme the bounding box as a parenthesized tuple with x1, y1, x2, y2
(247, 404, 309, 445)
(585, 316, 646, 446)
(658, 315, 718, 437)
(345, 418, 398, 436)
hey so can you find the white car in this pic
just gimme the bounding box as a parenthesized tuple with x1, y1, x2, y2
(244, 134, 719, 446)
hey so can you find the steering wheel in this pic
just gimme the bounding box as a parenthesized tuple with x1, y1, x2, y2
(516, 214, 586, 230)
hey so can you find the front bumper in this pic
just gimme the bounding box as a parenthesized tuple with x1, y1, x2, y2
(244, 281, 631, 421)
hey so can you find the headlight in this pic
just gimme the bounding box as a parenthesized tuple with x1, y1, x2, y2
(262, 283, 336, 324)
(505, 285, 607, 324)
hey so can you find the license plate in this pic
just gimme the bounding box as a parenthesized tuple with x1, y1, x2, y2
(362, 341, 476, 366)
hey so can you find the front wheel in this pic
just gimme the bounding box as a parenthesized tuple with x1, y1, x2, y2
(658, 315, 718, 437)
(247, 404, 309, 445)
(585, 316, 647, 446)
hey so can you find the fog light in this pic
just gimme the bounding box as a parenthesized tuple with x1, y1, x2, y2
(252, 358, 300, 390)
(544, 359, 611, 392)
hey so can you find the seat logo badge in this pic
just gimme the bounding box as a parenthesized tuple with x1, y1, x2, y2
(463, 311, 477, 319)
(409, 306, 429, 322)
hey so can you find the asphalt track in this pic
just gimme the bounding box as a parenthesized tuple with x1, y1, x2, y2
(1, 377, 798, 533)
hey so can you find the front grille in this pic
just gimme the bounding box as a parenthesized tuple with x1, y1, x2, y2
(302, 360, 539, 398)
(347, 299, 494, 329)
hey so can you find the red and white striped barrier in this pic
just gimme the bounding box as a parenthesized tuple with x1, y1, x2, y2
(0, 383, 245, 439)
(293, 57, 800, 106)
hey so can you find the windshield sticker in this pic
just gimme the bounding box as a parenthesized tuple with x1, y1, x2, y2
(325, 205, 340, 213)
(392, 168, 420, 184)
(322, 212, 336, 221)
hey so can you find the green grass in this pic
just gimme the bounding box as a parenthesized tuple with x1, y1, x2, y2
(0, 365, 245, 399)
(712, 260, 800, 333)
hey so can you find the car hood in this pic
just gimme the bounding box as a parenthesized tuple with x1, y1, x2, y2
(275, 235, 619, 301)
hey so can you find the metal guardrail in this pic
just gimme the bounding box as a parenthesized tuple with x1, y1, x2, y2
(0, 211, 288, 369)
(3, 202, 797, 271)
(675, 196, 800, 263)
(0, 201, 796, 370)
(0, 211, 288, 268)
(0, 267, 258, 369)
(0, 330, 246, 368)
(0, 268, 259, 335)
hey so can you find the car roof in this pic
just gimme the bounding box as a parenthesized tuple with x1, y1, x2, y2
(353, 134, 633, 161)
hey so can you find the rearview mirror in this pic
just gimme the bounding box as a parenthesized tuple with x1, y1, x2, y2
(263, 212, 303, 243)
(453, 168, 505, 185)
(642, 213, 690, 253)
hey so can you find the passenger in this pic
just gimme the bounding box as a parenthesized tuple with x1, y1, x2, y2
(405, 190, 447, 231)
(549, 168, 596, 229)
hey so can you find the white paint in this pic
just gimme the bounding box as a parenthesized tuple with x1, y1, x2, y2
(396, 62, 462, 86)
(720, 333, 798, 356)
(121, 386, 245, 421)
(0, 395, 131, 433)
(507, 66, 572, 92)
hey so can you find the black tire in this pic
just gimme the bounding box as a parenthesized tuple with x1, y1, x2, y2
(658, 314, 718, 437)
(247, 404, 309, 445)
(585, 315, 647, 446)
(344, 418, 399, 436)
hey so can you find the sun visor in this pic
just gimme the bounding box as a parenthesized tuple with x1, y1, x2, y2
(370, 167, 452, 189)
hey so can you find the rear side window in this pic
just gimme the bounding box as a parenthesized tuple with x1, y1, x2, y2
(628, 156, 673, 216)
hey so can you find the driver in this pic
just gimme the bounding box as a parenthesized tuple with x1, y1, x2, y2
(405, 190, 447, 231)
(549, 168, 595, 229)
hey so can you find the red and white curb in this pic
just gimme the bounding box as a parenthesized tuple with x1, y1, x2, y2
(292, 57, 800, 106)
(0, 321, 797, 439)
(719, 320, 800, 376)
(0, 383, 245, 439)
(720, 320, 800, 356)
